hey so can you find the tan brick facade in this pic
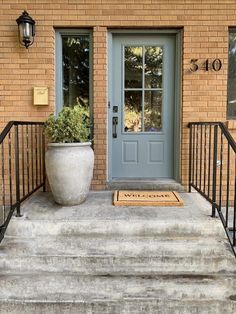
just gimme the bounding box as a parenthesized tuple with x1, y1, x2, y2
(0, 0, 235, 190)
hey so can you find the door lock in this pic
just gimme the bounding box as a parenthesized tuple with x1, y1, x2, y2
(113, 106, 118, 113)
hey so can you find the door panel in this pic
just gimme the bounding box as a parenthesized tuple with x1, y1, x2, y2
(110, 34, 175, 179)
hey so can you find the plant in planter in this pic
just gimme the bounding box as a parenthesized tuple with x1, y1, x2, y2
(44, 105, 94, 205)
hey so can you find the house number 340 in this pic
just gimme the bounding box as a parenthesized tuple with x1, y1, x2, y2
(190, 59, 222, 72)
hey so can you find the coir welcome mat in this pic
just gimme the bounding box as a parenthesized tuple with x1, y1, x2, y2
(113, 190, 184, 206)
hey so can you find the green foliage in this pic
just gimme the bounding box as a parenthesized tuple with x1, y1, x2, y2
(44, 105, 90, 143)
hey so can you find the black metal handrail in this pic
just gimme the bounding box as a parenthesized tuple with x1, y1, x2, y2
(0, 121, 46, 242)
(188, 121, 236, 256)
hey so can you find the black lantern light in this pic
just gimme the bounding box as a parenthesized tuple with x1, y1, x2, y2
(16, 11, 35, 48)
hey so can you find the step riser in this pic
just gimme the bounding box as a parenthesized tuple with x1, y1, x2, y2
(107, 181, 185, 192)
(1, 256, 235, 274)
(2, 236, 231, 257)
(1, 274, 234, 303)
(6, 221, 223, 237)
(0, 300, 235, 314)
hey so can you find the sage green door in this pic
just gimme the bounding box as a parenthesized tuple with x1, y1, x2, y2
(110, 34, 175, 179)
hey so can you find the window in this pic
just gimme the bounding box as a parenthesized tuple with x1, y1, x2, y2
(56, 30, 91, 116)
(228, 28, 236, 118)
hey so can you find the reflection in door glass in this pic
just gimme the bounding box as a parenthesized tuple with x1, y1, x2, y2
(145, 46, 163, 88)
(125, 47, 142, 88)
(124, 91, 142, 132)
(144, 91, 162, 131)
(123, 45, 163, 133)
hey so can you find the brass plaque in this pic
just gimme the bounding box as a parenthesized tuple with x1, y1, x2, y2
(33, 87, 49, 105)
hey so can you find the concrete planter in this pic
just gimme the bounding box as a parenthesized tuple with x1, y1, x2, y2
(45, 142, 94, 205)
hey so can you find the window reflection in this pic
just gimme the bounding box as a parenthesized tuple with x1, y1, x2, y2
(145, 46, 163, 88)
(228, 30, 236, 118)
(144, 91, 162, 131)
(62, 35, 90, 110)
(125, 47, 142, 88)
(124, 91, 142, 132)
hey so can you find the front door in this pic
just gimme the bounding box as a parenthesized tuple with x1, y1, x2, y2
(109, 34, 176, 179)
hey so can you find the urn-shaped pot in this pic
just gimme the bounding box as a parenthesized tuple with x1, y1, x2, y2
(45, 142, 94, 205)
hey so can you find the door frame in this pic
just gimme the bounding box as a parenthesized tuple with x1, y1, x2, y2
(107, 29, 182, 182)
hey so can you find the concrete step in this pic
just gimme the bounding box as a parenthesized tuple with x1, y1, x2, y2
(6, 191, 226, 239)
(1, 235, 233, 257)
(1, 191, 236, 313)
(107, 179, 185, 191)
(1, 235, 235, 274)
(1, 300, 235, 314)
(0, 273, 236, 314)
(6, 217, 224, 237)
(6, 218, 224, 238)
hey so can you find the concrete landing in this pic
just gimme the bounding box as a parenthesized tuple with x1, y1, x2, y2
(0, 190, 236, 313)
(9, 190, 222, 221)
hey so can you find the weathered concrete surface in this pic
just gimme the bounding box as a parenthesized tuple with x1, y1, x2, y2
(0, 236, 235, 274)
(5, 191, 226, 237)
(0, 191, 236, 313)
(107, 179, 185, 191)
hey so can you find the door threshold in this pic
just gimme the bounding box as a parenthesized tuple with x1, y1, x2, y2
(107, 179, 185, 192)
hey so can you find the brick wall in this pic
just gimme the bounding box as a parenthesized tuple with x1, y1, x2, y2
(0, 0, 235, 190)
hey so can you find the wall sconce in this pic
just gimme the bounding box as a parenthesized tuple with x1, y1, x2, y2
(16, 11, 35, 49)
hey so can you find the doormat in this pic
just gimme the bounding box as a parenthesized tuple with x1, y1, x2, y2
(113, 190, 184, 206)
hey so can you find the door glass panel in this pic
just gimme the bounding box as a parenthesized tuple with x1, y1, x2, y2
(145, 46, 163, 88)
(62, 35, 90, 109)
(125, 47, 142, 88)
(123, 45, 163, 133)
(144, 91, 162, 131)
(124, 91, 142, 132)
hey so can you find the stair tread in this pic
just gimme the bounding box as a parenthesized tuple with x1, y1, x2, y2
(18, 191, 215, 221)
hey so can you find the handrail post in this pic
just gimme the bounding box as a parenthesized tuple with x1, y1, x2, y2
(188, 124, 192, 192)
(15, 125, 22, 217)
(212, 125, 218, 218)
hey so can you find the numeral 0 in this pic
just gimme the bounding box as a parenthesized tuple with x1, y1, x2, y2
(212, 59, 222, 72)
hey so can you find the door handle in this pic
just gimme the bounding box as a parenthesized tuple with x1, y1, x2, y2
(112, 117, 118, 138)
